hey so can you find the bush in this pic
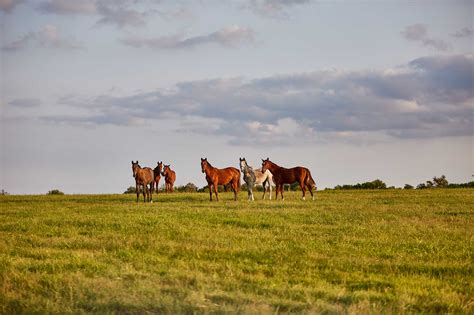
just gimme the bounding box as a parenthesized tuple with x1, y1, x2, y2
(334, 179, 387, 190)
(47, 189, 64, 195)
(0, 189, 9, 195)
(176, 183, 198, 193)
(404, 184, 414, 189)
(124, 186, 136, 194)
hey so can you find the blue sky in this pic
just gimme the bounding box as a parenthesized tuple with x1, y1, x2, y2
(1, 0, 473, 194)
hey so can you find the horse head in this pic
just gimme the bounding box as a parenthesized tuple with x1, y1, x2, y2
(239, 157, 247, 171)
(162, 164, 171, 177)
(261, 158, 270, 173)
(200, 158, 208, 173)
(132, 160, 140, 178)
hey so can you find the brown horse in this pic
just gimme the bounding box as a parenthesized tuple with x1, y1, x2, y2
(161, 164, 176, 193)
(131, 161, 154, 203)
(153, 161, 163, 192)
(201, 158, 240, 201)
(261, 158, 316, 200)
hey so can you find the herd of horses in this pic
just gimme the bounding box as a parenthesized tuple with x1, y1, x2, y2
(131, 158, 317, 203)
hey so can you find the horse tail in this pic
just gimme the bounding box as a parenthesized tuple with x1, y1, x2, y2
(236, 169, 241, 192)
(306, 170, 317, 189)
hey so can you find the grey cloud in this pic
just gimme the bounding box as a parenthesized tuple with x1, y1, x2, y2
(37, 0, 97, 14)
(0, 0, 24, 13)
(2, 25, 83, 51)
(121, 26, 255, 50)
(8, 98, 41, 107)
(452, 27, 474, 38)
(244, 0, 310, 19)
(36, 0, 174, 28)
(401, 24, 451, 51)
(46, 54, 473, 144)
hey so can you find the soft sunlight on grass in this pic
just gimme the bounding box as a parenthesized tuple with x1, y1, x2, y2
(0, 189, 472, 314)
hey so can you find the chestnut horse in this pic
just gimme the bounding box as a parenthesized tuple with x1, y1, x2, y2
(131, 161, 154, 202)
(201, 158, 240, 201)
(153, 161, 163, 192)
(261, 158, 316, 200)
(161, 164, 176, 193)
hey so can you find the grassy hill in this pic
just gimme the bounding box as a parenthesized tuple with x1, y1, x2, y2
(0, 189, 472, 314)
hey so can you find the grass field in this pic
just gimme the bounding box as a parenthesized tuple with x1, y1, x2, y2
(0, 189, 472, 314)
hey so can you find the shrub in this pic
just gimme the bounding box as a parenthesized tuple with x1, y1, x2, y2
(404, 184, 414, 189)
(124, 186, 136, 194)
(47, 189, 64, 195)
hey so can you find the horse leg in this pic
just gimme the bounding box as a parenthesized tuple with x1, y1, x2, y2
(142, 185, 146, 203)
(261, 180, 267, 200)
(213, 182, 219, 201)
(300, 180, 306, 200)
(268, 181, 272, 200)
(280, 184, 285, 200)
(306, 183, 314, 201)
(135, 183, 139, 202)
(209, 184, 213, 201)
(149, 183, 153, 203)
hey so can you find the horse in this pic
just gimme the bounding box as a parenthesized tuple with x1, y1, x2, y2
(161, 164, 176, 193)
(131, 161, 154, 203)
(153, 161, 163, 192)
(201, 158, 240, 201)
(241, 161, 256, 201)
(261, 158, 316, 201)
(239, 157, 274, 200)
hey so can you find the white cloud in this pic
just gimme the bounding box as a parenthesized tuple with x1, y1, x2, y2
(401, 24, 451, 51)
(2, 24, 83, 51)
(42, 54, 474, 145)
(121, 26, 255, 50)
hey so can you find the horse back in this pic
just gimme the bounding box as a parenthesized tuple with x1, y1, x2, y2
(276, 166, 308, 184)
(215, 167, 240, 185)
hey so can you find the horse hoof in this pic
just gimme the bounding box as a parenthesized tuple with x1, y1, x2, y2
(302, 197, 305, 201)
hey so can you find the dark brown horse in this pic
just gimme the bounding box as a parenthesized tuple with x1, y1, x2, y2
(131, 161, 154, 203)
(153, 161, 163, 192)
(201, 158, 240, 201)
(261, 158, 316, 200)
(161, 164, 176, 193)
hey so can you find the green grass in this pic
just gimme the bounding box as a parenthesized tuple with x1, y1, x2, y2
(0, 189, 473, 314)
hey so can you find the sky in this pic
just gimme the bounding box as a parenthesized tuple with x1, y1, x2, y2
(0, 0, 473, 194)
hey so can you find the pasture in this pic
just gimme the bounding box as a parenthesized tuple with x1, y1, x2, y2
(0, 189, 472, 314)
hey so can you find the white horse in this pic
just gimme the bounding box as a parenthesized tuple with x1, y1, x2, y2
(239, 157, 274, 200)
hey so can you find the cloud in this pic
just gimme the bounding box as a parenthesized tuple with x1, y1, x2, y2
(36, 0, 167, 28)
(37, 0, 97, 14)
(244, 0, 310, 19)
(121, 26, 255, 50)
(401, 24, 451, 51)
(8, 98, 41, 107)
(452, 27, 474, 38)
(44, 54, 473, 144)
(0, 0, 23, 13)
(2, 24, 83, 51)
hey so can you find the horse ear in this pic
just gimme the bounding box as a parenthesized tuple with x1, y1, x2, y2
(266, 157, 269, 161)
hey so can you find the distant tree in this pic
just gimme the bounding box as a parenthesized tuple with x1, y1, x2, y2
(123, 186, 136, 194)
(290, 182, 301, 191)
(447, 181, 474, 188)
(47, 189, 64, 195)
(0, 189, 9, 195)
(182, 183, 198, 193)
(404, 184, 414, 189)
(416, 183, 427, 189)
(432, 175, 448, 188)
(333, 179, 387, 190)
